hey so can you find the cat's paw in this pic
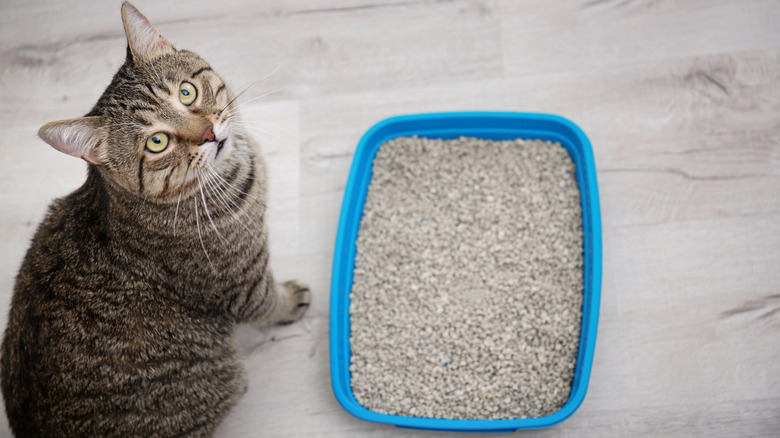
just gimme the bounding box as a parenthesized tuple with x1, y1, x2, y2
(277, 280, 311, 325)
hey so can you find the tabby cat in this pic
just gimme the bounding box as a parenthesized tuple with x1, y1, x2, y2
(0, 3, 310, 437)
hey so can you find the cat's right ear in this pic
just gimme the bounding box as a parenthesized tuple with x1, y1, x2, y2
(121, 2, 174, 63)
(38, 117, 107, 165)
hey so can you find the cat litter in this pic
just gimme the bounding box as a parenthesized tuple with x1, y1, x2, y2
(349, 135, 583, 420)
(330, 112, 602, 432)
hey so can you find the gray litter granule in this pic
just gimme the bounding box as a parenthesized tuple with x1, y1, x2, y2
(348, 136, 584, 420)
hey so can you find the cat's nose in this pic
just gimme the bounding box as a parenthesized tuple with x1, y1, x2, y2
(200, 124, 215, 145)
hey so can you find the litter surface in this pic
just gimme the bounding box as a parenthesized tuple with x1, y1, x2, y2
(349, 136, 584, 420)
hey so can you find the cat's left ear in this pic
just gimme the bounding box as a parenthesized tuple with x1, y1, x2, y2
(38, 117, 107, 165)
(121, 2, 174, 63)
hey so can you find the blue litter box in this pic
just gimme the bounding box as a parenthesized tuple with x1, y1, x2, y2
(329, 112, 602, 432)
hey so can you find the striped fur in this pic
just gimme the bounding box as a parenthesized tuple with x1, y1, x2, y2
(0, 3, 309, 437)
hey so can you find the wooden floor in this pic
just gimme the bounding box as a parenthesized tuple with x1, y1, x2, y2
(1, 0, 779, 436)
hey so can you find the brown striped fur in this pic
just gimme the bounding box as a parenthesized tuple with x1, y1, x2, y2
(0, 3, 310, 437)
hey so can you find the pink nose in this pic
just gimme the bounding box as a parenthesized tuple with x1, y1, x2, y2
(200, 125, 215, 144)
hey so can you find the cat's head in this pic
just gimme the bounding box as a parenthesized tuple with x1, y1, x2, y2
(38, 2, 238, 202)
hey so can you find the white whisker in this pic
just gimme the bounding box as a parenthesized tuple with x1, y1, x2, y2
(220, 51, 287, 113)
(226, 88, 284, 112)
(206, 162, 253, 198)
(258, 50, 287, 83)
(222, 81, 259, 113)
(227, 125, 283, 141)
(193, 192, 217, 273)
(226, 117, 290, 123)
(173, 164, 191, 237)
(197, 170, 230, 249)
(202, 167, 253, 233)
(205, 164, 256, 215)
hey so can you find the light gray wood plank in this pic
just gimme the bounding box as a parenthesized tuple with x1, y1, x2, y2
(499, 0, 780, 77)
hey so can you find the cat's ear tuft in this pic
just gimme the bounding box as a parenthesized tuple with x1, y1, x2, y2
(121, 2, 174, 63)
(38, 117, 107, 165)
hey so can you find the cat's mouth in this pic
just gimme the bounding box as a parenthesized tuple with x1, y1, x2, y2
(215, 139, 226, 157)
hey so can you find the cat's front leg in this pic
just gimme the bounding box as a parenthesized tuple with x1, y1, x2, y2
(229, 268, 311, 325)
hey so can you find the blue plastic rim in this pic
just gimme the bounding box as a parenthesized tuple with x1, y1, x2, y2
(329, 112, 602, 433)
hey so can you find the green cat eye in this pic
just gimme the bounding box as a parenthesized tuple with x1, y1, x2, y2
(179, 82, 197, 105)
(146, 132, 169, 153)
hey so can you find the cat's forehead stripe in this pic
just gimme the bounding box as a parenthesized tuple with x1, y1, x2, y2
(192, 67, 212, 78)
(215, 84, 226, 98)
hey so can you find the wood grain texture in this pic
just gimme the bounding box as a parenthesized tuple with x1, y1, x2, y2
(1, 0, 778, 436)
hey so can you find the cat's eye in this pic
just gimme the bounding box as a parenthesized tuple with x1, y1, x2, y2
(146, 132, 169, 153)
(179, 82, 197, 105)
